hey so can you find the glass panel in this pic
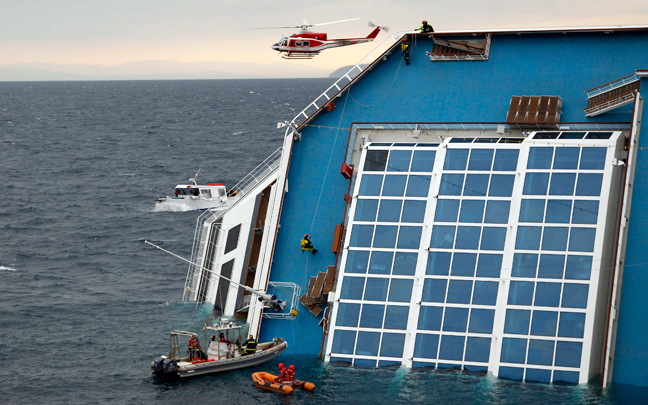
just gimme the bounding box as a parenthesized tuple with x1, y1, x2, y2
(468, 149, 494, 170)
(493, 149, 519, 171)
(523, 173, 550, 195)
(519, 199, 545, 223)
(527, 339, 555, 366)
(427, 252, 452, 275)
(368, 251, 393, 275)
(484, 200, 510, 224)
(512, 253, 538, 278)
(530, 310, 558, 336)
(473, 281, 498, 305)
(418, 306, 443, 330)
(355, 199, 379, 222)
(397, 226, 422, 249)
(481, 227, 507, 251)
(446, 280, 473, 304)
(549, 173, 576, 196)
(515, 226, 542, 250)
(384, 305, 409, 329)
(430, 225, 456, 249)
(444, 149, 469, 170)
(580, 147, 606, 170)
(332, 330, 357, 354)
(508, 281, 534, 306)
(476, 254, 502, 278)
(364, 278, 389, 301)
(389, 279, 413, 302)
(350, 225, 374, 247)
(354, 358, 376, 367)
(346, 250, 370, 274)
(534, 282, 561, 307)
(435, 199, 460, 222)
(377, 200, 402, 222)
(527, 147, 553, 169)
(439, 174, 464, 195)
(438, 335, 466, 361)
(356, 331, 381, 356)
(558, 312, 586, 338)
(545, 200, 572, 223)
(504, 309, 531, 334)
(410, 150, 436, 172)
(489, 175, 515, 197)
(572, 200, 599, 224)
(565, 255, 592, 280)
(414, 333, 439, 358)
(463, 174, 489, 196)
(393, 252, 417, 275)
(373, 225, 398, 248)
(387, 150, 412, 172)
(541, 227, 568, 251)
(555, 341, 582, 368)
(451, 252, 477, 277)
(561, 284, 589, 308)
(553, 147, 580, 169)
(422, 279, 447, 303)
(336, 303, 361, 327)
(559, 132, 586, 139)
(401, 200, 426, 223)
(359, 304, 385, 328)
(380, 333, 406, 358)
(576, 173, 603, 196)
(382, 175, 407, 196)
(569, 228, 596, 252)
(465, 337, 491, 363)
(364, 150, 388, 171)
(501, 338, 528, 364)
(340, 276, 365, 300)
(459, 200, 485, 223)
(526, 368, 552, 383)
(359, 174, 383, 196)
(537, 254, 565, 279)
(585, 131, 612, 139)
(553, 370, 579, 384)
(406, 175, 431, 197)
(468, 308, 495, 333)
(455, 226, 481, 250)
(499, 366, 524, 380)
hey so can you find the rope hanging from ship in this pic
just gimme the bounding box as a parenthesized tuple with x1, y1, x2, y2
(347, 55, 404, 108)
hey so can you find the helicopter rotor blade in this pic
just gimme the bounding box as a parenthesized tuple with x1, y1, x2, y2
(310, 17, 361, 27)
(368, 21, 389, 32)
(247, 26, 302, 30)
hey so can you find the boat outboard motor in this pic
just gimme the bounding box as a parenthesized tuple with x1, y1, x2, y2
(151, 357, 165, 375)
(162, 358, 178, 377)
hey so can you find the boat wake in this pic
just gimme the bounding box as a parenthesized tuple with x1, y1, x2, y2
(0, 265, 17, 272)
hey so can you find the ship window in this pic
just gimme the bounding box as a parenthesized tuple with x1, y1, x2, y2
(500, 366, 524, 380)
(418, 306, 443, 330)
(393, 252, 417, 275)
(368, 251, 392, 275)
(443, 307, 469, 332)
(468, 308, 495, 333)
(410, 150, 436, 172)
(515, 226, 541, 250)
(439, 335, 465, 361)
(350, 225, 374, 247)
(500, 338, 527, 364)
(444, 149, 469, 170)
(580, 148, 607, 170)
(422, 279, 447, 302)
(332, 330, 356, 354)
(523, 173, 550, 196)
(426, 252, 451, 275)
(359, 174, 383, 195)
(472, 281, 498, 305)
(554, 370, 579, 384)
(508, 281, 534, 306)
(553, 147, 580, 169)
(476, 254, 502, 278)
(446, 280, 472, 304)
(439, 173, 464, 195)
(451, 252, 476, 277)
(489, 175, 515, 197)
(387, 150, 412, 172)
(336, 303, 361, 327)
(356, 331, 380, 356)
(224, 224, 241, 254)
(354, 199, 379, 221)
(561, 284, 589, 308)
(373, 225, 397, 248)
(430, 225, 455, 249)
(541, 227, 568, 251)
(468, 149, 494, 170)
(465, 337, 491, 363)
(493, 149, 519, 171)
(549, 173, 576, 195)
(455, 226, 480, 249)
(384, 305, 409, 329)
(360, 304, 385, 328)
(401, 200, 426, 223)
(585, 132, 612, 139)
(512, 253, 538, 278)
(546, 200, 572, 223)
(364, 277, 389, 301)
(481, 227, 506, 251)
(406, 175, 430, 197)
(558, 312, 586, 338)
(377, 200, 402, 222)
(414, 333, 440, 358)
(559, 132, 586, 139)
(527, 339, 554, 366)
(484, 200, 510, 224)
(527, 147, 554, 169)
(537, 254, 565, 279)
(380, 333, 405, 357)
(533, 132, 560, 140)
(354, 359, 377, 367)
(555, 342, 582, 368)
(526, 368, 552, 383)
(397, 226, 422, 249)
(345, 250, 369, 274)
(519, 199, 545, 223)
(435, 199, 460, 222)
(530, 310, 558, 336)
(565, 255, 592, 280)
(382, 175, 407, 196)
(388, 279, 413, 302)
(505, 309, 531, 335)
(340, 276, 365, 300)
(534, 282, 561, 307)
(575, 173, 603, 196)
(568, 228, 596, 252)
(364, 150, 388, 171)
(463, 174, 488, 196)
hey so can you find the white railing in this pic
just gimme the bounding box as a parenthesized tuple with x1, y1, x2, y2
(585, 93, 636, 117)
(586, 73, 639, 98)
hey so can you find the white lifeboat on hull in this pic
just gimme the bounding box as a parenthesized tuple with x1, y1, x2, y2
(155, 171, 238, 212)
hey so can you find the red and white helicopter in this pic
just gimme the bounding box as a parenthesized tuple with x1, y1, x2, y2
(255, 18, 387, 59)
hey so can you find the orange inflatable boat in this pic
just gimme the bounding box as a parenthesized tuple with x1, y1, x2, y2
(251, 372, 315, 395)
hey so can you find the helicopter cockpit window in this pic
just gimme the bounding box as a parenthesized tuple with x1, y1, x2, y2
(303, 41, 310, 47)
(296, 41, 302, 47)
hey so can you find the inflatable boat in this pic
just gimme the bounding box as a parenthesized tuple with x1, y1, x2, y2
(251, 371, 315, 395)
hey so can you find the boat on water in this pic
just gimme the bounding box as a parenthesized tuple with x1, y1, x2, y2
(252, 371, 315, 395)
(151, 318, 287, 378)
(155, 170, 237, 211)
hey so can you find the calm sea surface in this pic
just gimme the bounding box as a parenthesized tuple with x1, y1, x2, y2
(1, 79, 647, 404)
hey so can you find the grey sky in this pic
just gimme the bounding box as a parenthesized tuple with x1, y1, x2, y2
(1, 0, 647, 79)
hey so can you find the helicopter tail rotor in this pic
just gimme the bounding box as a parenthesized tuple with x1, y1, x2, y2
(368, 21, 389, 32)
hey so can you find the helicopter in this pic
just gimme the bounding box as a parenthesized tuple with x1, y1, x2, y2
(254, 18, 387, 59)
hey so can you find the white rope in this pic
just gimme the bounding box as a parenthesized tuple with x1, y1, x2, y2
(348, 56, 403, 108)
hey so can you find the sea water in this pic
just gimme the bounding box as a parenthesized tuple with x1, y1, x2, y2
(1, 79, 647, 404)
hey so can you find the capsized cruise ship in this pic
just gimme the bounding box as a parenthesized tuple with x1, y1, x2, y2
(182, 25, 648, 387)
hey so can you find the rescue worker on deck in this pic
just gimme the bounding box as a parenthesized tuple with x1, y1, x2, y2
(301, 234, 318, 254)
(242, 334, 257, 355)
(401, 37, 410, 65)
(417, 20, 434, 33)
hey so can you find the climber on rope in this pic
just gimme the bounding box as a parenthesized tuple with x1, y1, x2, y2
(301, 234, 318, 254)
(401, 36, 410, 65)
